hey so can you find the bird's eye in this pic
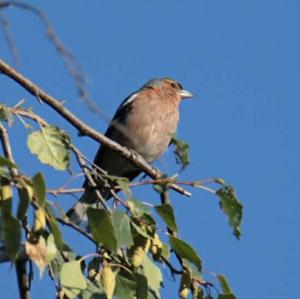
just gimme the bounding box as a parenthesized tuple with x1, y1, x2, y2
(171, 82, 177, 88)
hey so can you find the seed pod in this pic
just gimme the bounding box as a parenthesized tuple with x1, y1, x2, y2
(192, 281, 200, 299)
(24, 184, 34, 201)
(0, 183, 12, 201)
(131, 246, 145, 268)
(100, 264, 116, 299)
(150, 233, 163, 255)
(34, 208, 46, 232)
(179, 268, 192, 299)
(145, 237, 151, 252)
(131, 238, 151, 268)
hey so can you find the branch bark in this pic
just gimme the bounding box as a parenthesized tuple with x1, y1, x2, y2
(15, 259, 31, 299)
(0, 124, 31, 299)
(0, 59, 191, 197)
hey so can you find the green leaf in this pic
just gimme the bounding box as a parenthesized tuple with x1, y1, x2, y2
(171, 136, 190, 170)
(2, 215, 21, 260)
(135, 273, 148, 299)
(50, 247, 77, 279)
(27, 125, 70, 171)
(218, 295, 236, 299)
(0, 156, 17, 169)
(87, 208, 118, 253)
(115, 176, 132, 199)
(147, 291, 158, 299)
(216, 185, 243, 239)
(142, 255, 162, 297)
(195, 287, 205, 299)
(0, 182, 12, 216)
(182, 259, 201, 280)
(17, 185, 32, 220)
(217, 274, 232, 293)
(45, 234, 58, 264)
(46, 208, 64, 251)
(115, 271, 137, 299)
(155, 204, 178, 232)
(170, 236, 202, 271)
(60, 261, 87, 299)
(81, 281, 107, 299)
(0, 104, 13, 126)
(130, 220, 152, 239)
(112, 210, 134, 248)
(32, 172, 46, 207)
(160, 242, 170, 260)
(127, 198, 151, 217)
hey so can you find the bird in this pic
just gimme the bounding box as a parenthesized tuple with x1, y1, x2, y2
(67, 77, 193, 224)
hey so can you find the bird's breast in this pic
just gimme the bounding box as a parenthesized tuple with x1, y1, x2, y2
(125, 107, 179, 162)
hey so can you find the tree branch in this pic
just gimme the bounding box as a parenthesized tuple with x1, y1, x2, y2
(15, 259, 31, 299)
(0, 8, 20, 65)
(0, 124, 15, 168)
(71, 146, 110, 211)
(0, 124, 31, 299)
(0, 0, 90, 106)
(0, 59, 191, 197)
(11, 107, 49, 127)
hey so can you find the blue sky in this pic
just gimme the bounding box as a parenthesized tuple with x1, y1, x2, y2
(0, 1, 299, 298)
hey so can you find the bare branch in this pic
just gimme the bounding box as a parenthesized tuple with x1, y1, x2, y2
(47, 177, 218, 197)
(55, 216, 95, 244)
(71, 146, 110, 211)
(0, 9, 20, 65)
(0, 124, 32, 299)
(15, 259, 31, 299)
(0, 59, 191, 197)
(0, 0, 90, 105)
(47, 187, 84, 196)
(11, 107, 49, 127)
(0, 123, 15, 166)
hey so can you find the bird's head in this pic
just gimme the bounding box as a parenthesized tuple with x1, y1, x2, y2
(143, 78, 193, 103)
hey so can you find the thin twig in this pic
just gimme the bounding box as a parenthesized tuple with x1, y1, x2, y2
(126, 178, 216, 194)
(55, 216, 95, 244)
(0, 124, 15, 171)
(15, 259, 31, 299)
(0, 124, 31, 299)
(0, 58, 191, 197)
(0, 8, 20, 65)
(11, 107, 49, 127)
(48, 188, 84, 196)
(0, 0, 90, 105)
(48, 263, 61, 294)
(71, 146, 110, 211)
(47, 177, 217, 196)
(160, 256, 182, 275)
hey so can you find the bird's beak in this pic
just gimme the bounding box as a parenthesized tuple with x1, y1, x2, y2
(179, 89, 194, 99)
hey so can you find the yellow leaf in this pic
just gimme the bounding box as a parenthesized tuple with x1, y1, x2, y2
(25, 236, 47, 277)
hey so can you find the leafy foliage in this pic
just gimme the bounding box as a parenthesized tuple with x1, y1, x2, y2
(60, 261, 87, 298)
(111, 210, 134, 248)
(170, 236, 202, 271)
(0, 102, 243, 298)
(217, 185, 243, 239)
(0, 156, 17, 169)
(87, 208, 118, 252)
(171, 136, 190, 170)
(155, 203, 178, 232)
(0, 104, 13, 126)
(27, 126, 70, 171)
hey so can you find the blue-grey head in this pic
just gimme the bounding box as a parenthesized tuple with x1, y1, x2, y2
(143, 77, 193, 100)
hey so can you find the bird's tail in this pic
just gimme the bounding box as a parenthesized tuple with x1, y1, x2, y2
(66, 189, 108, 226)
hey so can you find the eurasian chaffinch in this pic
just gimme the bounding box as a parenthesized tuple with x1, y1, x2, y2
(67, 78, 193, 224)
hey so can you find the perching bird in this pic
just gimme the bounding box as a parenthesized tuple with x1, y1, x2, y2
(67, 78, 193, 224)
